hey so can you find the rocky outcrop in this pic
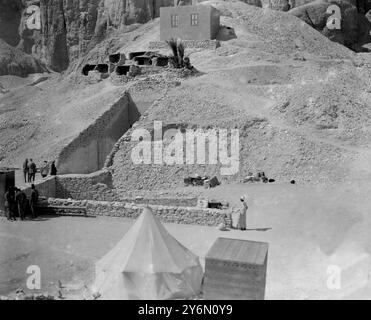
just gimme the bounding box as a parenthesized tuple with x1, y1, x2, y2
(269, 0, 291, 11)
(289, 0, 371, 49)
(0, 0, 185, 72)
(236, 0, 263, 8)
(0, 39, 46, 77)
(0, 0, 23, 47)
(101, 0, 174, 27)
(2, 0, 370, 73)
(270, 0, 371, 11)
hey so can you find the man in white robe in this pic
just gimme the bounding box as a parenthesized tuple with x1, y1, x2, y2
(236, 196, 247, 230)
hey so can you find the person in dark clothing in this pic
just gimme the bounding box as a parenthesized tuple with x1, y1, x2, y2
(23, 159, 29, 183)
(4, 187, 16, 221)
(40, 161, 49, 178)
(29, 184, 39, 219)
(50, 161, 57, 176)
(28, 159, 37, 183)
(15, 188, 27, 221)
(4, 188, 11, 221)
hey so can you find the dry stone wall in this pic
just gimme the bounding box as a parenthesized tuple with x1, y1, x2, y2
(55, 170, 198, 206)
(55, 170, 116, 201)
(15, 171, 221, 226)
(149, 40, 221, 50)
(16, 170, 198, 207)
(21, 176, 56, 199)
(41, 197, 229, 227)
(2, 0, 181, 72)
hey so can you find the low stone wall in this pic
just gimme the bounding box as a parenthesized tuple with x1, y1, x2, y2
(55, 170, 116, 201)
(21, 176, 56, 199)
(119, 196, 198, 207)
(42, 198, 229, 227)
(0, 177, 57, 217)
(149, 40, 221, 50)
(54, 170, 198, 206)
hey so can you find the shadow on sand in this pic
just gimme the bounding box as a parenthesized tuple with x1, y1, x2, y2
(23, 214, 97, 222)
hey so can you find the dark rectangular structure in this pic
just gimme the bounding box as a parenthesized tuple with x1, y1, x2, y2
(0, 169, 15, 212)
(204, 238, 268, 300)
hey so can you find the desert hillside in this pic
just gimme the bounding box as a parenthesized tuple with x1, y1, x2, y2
(0, 39, 46, 77)
(108, 1, 371, 189)
(1, 0, 371, 189)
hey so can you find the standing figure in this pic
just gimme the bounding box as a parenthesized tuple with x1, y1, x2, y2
(29, 184, 39, 219)
(235, 196, 247, 231)
(23, 159, 29, 183)
(15, 188, 27, 221)
(40, 161, 49, 178)
(50, 161, 57, 176)
(4, 187, 16, 221)
(28, 159, 37, 182)
(4, 188, 11, 221)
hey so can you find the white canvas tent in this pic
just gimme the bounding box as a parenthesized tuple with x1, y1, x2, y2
(92, 207, 204, 300)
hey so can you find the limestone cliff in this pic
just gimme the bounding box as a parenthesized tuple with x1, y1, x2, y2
(0, 0, 188, 72)
(0, 0, 23, 47)
(2, 0, 370, 73)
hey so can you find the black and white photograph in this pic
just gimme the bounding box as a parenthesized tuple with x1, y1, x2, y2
(1, 0, 371, 304)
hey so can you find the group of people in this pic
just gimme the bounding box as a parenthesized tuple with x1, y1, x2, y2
(22, 159, 57, 184)
(4, 184, 39, 221)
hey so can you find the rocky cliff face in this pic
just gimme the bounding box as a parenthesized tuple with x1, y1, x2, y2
(289, 0, 371, 50)
(102, 0, 174, 27)
(0, 39, 46, 77)
(0, 0, 23, 47)
(2, 0, 371, 73)
(0, 0, 187, 72)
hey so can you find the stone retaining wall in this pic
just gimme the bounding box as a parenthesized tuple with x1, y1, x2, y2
(11, 174, 221, 226)
(14, 169, 203, 210)
(55, 170, 198, 206)
(42, 198, 229, 227)
(149, 40, 221, 50)
(21, 176, 56, 199)
(55, 170, 116, 201)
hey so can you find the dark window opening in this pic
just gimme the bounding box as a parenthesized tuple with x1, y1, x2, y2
(128, 51, 147, 60)
(154, 57, 169, 67)
(171, 14, 179, 28)
(82, 64, 97, 76)
(134, 56, 153, 66)
(115, 65, 131, 76)
(109, 54, 121, 64)
(191, 13, 199, 26)
(95, 64, 109, 73)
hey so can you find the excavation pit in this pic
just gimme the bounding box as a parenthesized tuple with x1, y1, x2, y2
(128, 51, 148, 60)
(109, 53, 125, 64)
(134, 56, 153, 66)
(95, 64, 109, 74)
(82, 64, 97, 76)
(115, 65, 131, 76)
(153, 56, 169, 67)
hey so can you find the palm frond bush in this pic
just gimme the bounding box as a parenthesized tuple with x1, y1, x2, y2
(165, 38, 191, 69)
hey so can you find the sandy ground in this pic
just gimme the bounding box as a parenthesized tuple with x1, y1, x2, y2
(2, 182, 371, 300)
(2, 1, 371, 300)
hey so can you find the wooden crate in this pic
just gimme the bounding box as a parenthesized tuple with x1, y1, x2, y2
(204, 237, 268, 300)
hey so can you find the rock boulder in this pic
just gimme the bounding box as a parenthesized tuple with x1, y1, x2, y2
(289, 0, 371, 49)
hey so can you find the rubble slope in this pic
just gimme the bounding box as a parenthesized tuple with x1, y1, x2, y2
(107, 1, 371, 190)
